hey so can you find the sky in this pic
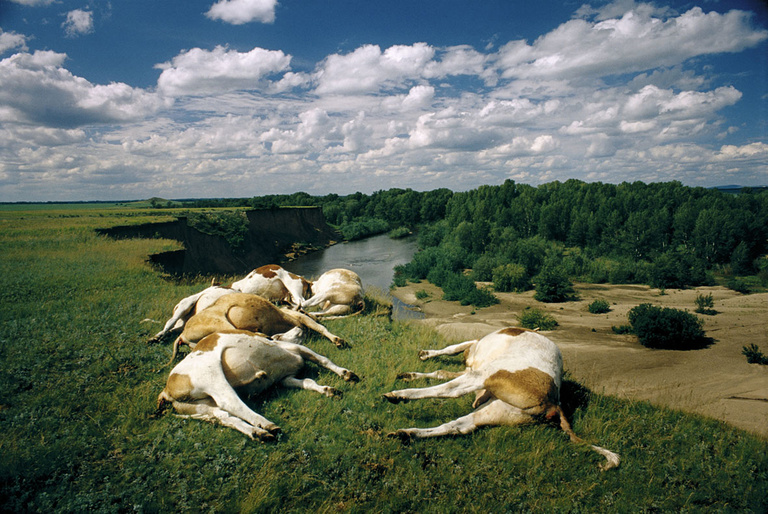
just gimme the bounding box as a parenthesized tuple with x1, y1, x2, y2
(1, 0, 767, 202)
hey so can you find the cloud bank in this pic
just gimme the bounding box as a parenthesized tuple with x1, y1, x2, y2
(0, 2, 766, 201)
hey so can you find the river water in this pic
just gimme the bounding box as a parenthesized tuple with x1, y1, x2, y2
(284, 232, 423, 320)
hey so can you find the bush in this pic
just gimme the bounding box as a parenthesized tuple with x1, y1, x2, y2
(627, 303, 706, 349)
(587, 299, 611, 314)
(612, 324, 633, 335)
(727, 278, 750, 294)
(518, 307, 558, 331)
(742, 344, 768, 365)
(534, 264, 577, 303)
(441, 272, 498, 308)
(472, 253, 501, 282)
(694, 293, 716, 315)
(492, 263, 530, 292)
(388, 226, 411, 239)
(339, 217, 389, 240)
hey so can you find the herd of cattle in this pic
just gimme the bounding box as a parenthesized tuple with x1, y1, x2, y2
(152, 264, 619, 470)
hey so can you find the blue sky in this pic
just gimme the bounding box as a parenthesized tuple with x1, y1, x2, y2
(1, 0, 767, 202)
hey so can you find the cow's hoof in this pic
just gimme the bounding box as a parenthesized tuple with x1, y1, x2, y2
(382, 393, 407, 404)
(334, 338, 350, 349)
(417, 350, 430, 361)
(386, 430, 413, 444)
(343, 370, 360, 383)
(396, 372, 417, 381)
(326, 387, 342, 398)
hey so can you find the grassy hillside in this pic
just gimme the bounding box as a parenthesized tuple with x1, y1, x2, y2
(1, 206, 767, 512)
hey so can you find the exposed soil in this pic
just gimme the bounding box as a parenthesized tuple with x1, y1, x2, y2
(391, 282, 768, 438)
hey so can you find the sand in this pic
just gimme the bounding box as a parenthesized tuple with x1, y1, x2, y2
(391, 281, 768, 438)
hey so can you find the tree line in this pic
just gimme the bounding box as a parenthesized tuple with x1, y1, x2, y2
(181, 180, 768, 305)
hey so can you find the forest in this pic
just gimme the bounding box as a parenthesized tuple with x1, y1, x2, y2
(181, 180, 768, 306)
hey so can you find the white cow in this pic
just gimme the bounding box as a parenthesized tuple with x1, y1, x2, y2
(383, 327, 620, 471)
(149, 264, 309, 342)
(300, 268, 364, 318)
(156, 332, 359, 439)
(231, 264, 312, 309)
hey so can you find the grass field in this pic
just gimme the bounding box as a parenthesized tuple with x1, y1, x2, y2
(1, 205, 767, 512)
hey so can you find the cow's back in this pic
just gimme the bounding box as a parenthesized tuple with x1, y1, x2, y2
(466, 328, 562, 381)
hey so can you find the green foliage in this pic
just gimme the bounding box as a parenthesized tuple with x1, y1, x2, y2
(612, 324, 634, 335)
(414, 289, 430, 300)
(492, 263, 530, 293)
(339, 217, 389, 240)
(587, 299, 611, 314)
(388, 226, 411, 239)
(187, 210, 249, 251)
(694, 293, 716, 315)
(518, 307, 559, 331)
(727, 277, 751, 294)
(436, 271, 499, 308)
(742, 344, 768, 365)
(627, 304, 706, 349)
(534, 263, 578, 303)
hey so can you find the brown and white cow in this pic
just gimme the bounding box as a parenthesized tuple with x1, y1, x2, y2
(156, 332, 359, 439)
(149, 265, 308, 343)
(300, 268, 364, 318)
(169, 292, 348, 362)
(231, 264, 312, 309)
(383, 327, 620, 471)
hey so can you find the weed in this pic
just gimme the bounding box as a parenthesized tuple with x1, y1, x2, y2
(518, 307, 559, 331)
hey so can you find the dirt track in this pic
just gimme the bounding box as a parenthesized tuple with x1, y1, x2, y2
(391, 282, 768, 438)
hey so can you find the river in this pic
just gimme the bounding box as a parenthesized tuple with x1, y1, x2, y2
(284, 232, 423, 320)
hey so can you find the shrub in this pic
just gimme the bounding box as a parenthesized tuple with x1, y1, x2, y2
(415, 289, 430, 300)
(441, 272, 498, 308)
(612, 324, 633, 335)
(694, 293, 716, 315)
(534, 264, 577, 303)
(518, 307, 558, 331)
(471, 253, 501, 282)
(742, 344, 768, 365)
(339, 217, 389, 240)
(492, 263, 530, 292)
(627, 303, 706, 349)
(727, 278, 750, 294)
(587, 299, 611, 314)
(388, 226, 411, 239)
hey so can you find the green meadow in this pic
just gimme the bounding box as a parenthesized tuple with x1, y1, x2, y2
(1, 205, 767, 512)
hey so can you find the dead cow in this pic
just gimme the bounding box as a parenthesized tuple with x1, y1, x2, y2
(149, 285, 236, 343)
(231, 264, 311, 309)
(156, 332, 359, 439)
(300, 268, 364, 318)
(170, 292, 348, 362)
(149, 265, 305, 343)
(383, 327, 620, 471)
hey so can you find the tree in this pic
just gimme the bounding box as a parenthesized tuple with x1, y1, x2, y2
(534, 264, 577, 303)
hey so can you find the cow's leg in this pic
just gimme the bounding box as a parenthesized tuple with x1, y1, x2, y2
(311, 304, 349, 317)
(383, 371, 482, 403)
(418, 340, 477, 361)
(171, 399, 276, 440)
(298, 293, 326, 311)
(390, 398, 531, 439)
(199, 363, 281, 435)
(279, 342, 359, 383)
(281, 376, 341, 397)
(397, 370, 466, 381)
(150, 291, 204, 342)
(280, 309, 348, 348)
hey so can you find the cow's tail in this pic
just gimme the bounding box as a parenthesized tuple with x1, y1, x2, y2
(550, 404, 620, 471)
(167, 335, 186, 366)
(152, 391, 173, 418)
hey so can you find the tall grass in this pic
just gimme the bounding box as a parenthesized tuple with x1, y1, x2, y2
(1, 206, 767, 512)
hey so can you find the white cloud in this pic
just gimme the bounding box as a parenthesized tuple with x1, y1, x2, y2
(7, 0, 55, 5)
(314, 43, 435, 95)
(156, 46, 292, 97)
(63, 9, 94, 38)
(206, 0, 278, 25)
(497, 7, 768, 80)
(0, 30, 29, 55)
(0, 51, 168, 128)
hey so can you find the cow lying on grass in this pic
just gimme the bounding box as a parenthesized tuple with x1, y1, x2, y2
(383, 327, 620, 471)
(149, 265, 307, 343)
(300, 268, 365, 318)
(169, 292, 348, 363)
(156, 332, 359, 439)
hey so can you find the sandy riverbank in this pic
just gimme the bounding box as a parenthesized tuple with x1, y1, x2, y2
(391, 281, 768, 438)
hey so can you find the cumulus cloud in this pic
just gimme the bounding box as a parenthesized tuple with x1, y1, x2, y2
(206, 0, 278, 24)
(0, 30, 28, 54)
(156, 46, 292, 97)
(63, 9, 94, 38)
(314, 43, 435, 95)
(0, 51, 168, 128)
(7, 0, 55, 5)
(497, 7, 768, 80)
